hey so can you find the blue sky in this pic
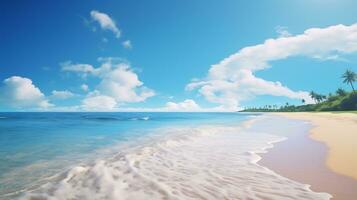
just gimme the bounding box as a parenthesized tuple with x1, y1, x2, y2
(1, 0, 357, 111)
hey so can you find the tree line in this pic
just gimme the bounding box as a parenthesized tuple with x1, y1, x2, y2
(307, 69, 355, 104)
(242, 69, 356, 112)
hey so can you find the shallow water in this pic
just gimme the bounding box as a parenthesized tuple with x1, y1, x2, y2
(0, 113, 331, 200)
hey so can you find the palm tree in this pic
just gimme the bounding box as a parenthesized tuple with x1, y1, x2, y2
(315, 94, 326, 103)
(321, 95, 326, 102)
(315, 94, 322, 103)
(342, 69, 356, 92)
(336, 88, 347, 96)
(309, 91, 317, 103)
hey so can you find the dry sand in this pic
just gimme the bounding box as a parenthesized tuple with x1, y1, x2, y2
(260, 112, 357, 200)
(278, 112, 357, 179)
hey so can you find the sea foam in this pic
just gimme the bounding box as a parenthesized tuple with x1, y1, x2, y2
(20, 116, 331, 200)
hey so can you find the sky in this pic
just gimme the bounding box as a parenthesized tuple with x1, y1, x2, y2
(1, 0, 357, 111)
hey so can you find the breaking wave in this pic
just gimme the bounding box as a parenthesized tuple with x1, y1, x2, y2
(20, 117, 331, 200)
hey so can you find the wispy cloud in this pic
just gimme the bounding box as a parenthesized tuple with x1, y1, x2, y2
(61, 62, 96, 76)
(275, 26, 291, 38)
(51, 90, 75, 99)
(80, 84, 89, 92)
(81, 94, 117, 111)
(187, 23, 357, 110)
(122, 40, 132, 49)
(90, 10, 121, 38)
(92, 99, 229, 112)
(164, 99, 201, 111)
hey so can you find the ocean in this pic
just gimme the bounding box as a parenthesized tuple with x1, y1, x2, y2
(0, 112, 331, 200)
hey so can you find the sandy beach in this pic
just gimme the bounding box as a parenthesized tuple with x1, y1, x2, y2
(260, 112, 357, 200)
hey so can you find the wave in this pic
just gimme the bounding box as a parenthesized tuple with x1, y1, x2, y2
(129, 116, 150, 121)
(82, 116, 150, 121)
(82, 116, 121, 121)
(141, 116, 150, 121)
(19, 116, 331, 200)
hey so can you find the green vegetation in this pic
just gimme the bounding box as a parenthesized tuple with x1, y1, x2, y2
(242, 70, 357, 112)
(342, 69, 356, 92)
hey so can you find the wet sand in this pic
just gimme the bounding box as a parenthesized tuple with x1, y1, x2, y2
(259, 113, 357, 200)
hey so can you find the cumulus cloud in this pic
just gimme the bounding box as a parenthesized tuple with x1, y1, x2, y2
(62, 57, 155, 110)
(51, 90, 75, 99)
(90, 10, 121, 38)
(122, 40, 132, 49)
(187, 23, 357, 110)
(96, 65, 155, 103)
(0, 76, 52, 109)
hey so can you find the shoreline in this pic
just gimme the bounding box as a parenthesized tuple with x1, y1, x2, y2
(15, 114, 331, 200)
(259, 112, 357, 200)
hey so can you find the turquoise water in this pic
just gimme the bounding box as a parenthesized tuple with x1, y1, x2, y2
(0, 112, 331, 200)
(0, 112, 253, 198)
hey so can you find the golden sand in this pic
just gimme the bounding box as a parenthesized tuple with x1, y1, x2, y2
(277, 112, 357, 180)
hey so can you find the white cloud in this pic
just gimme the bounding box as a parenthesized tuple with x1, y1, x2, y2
(81, 84, 89, 91)
(62, 57, 155, 110)
(61, 60, 111, 78)
(51, 90, 75, 99)
(275, 26, 291, 38)
(187, 23, 357, 110)
(43, 98, 228, 112)
(61, 62, 96, 78)
(90, 10, 121, 38)
(81, 95, 117, 111)
(0, 76, 52, 109)
(110, 99, 229, 112)
(96, 64, 155, 103)
(164, 99, 201, 112)
(122, 40, 132, 49)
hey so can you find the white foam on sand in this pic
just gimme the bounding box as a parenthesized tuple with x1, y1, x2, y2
(20, 116, 331, 200)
